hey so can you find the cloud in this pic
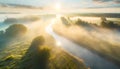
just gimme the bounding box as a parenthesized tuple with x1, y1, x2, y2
(93, 0, 120, 4)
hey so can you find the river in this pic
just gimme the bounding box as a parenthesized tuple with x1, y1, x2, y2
(46, 18, 120, 69)
(0, 15, 120, 69)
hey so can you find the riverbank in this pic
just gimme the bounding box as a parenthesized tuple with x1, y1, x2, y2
(53, 21, 120, 67)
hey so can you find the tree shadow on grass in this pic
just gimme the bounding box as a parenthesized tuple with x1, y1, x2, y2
(19, 36, 50, 69)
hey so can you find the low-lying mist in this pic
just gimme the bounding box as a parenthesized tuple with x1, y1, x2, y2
(53, 16, 120, 66)
(3, 15, 40, 24)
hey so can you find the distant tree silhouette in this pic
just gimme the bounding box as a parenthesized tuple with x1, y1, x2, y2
(4, 18, 17, 23)
(4, 16, 40, 24)
(100, 17, 120, 30)
(60, 17, 71, 26)
(76, 19, 82, 25)
(76, 19, 90, 27)
(101, 17, 107, 22)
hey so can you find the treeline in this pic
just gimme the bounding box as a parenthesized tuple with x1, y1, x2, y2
(4, 15, 40, 24)
(65, 13, 120, 18)
(60, 16, 120, 30)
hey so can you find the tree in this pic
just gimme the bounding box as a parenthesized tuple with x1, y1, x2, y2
(5, 24, 27, 37)
(31, 36, 45, 47)
(101, 17, 107, 22)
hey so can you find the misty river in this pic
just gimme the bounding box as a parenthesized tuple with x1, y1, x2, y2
(0, 15, 120, 69)
(46, 18, 120, 69)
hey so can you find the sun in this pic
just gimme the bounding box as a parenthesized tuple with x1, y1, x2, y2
(55, 3, 61, 10)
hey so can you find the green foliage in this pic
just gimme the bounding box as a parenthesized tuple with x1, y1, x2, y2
(31, 36, 45, 46)
(5, 24, 27, 37)
(0, 55, 20, 69)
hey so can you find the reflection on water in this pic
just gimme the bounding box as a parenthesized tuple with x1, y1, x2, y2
(56, 41, 62, 46)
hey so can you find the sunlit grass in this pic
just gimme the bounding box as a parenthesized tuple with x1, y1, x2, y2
(0, 17, 87, 69)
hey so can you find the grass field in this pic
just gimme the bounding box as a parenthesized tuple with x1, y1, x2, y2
(0, 17, 87, 69)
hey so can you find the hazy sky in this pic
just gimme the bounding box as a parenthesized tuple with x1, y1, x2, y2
(0, 0, 120, 8)
(0, 0, 120, 13)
